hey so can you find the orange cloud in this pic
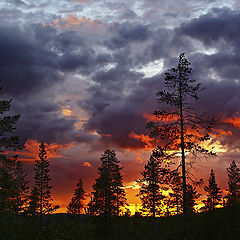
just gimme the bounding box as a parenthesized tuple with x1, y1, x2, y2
(43, 15, 102, 30)
(214, 128, 233, 137)
(129, 131, 154, 150)
(222, 114, 240, 128)
(143, 112, 179, 122)
(143, 113, 158, 122)
(7, 138, 73, 162)
(82, 161, 92, 167)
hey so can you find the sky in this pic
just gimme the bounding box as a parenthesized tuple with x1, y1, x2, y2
(1, 0, 240, 213)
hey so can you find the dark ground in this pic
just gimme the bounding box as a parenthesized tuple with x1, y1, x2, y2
(1, 206, 240, 240)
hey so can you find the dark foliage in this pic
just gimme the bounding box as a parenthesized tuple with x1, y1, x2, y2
(147, 53, 215, 215)
(27, 141, 59, 216)
(67, 178, 86, 214)
(88, 149, 127, 217)
(203, 169, 222, 211)
(138, 155, 165, 217)
(226, 160, 240, 206)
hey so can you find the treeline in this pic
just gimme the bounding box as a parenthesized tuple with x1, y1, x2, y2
(0, 142, 59, 217)
(1, 142, 240, 218)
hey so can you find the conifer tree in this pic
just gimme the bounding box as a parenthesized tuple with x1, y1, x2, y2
(67, 178, 85, 214)
(13, 156, 29, 215)
(88, 149, 127, 216)
(226, 160, 240, 205)
(168, 170, 183, 215)
(31, 141, 59, 217)
(0, 156, 16, 213)
(27, 186, 39, 216)
(0, 83, 20, 152)
(138, 155, 165, 217)
(186, 184, 201, 213)
(0, 155, 28, 214)
(0, 80, 20, 213)
(168, 171, 201, 215)
(203, 169, 222, 211)
(147, 53, 215, 215)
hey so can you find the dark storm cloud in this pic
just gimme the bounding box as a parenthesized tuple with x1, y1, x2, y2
(0, 23, 111, 145)
(179, 8, 240, 48)
(79, 12, 240, 151)
(0, 25, 60, 97)
(175, 9, 240, 149)
(0, 24, 112, 98)
(105, 23, 151, 50)
(12, 98, 76, 145)
(82, 66, 163, 149)
(1, 7, 240, 151)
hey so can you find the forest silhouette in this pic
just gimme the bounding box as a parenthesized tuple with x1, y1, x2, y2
(1, 54, 240, 240)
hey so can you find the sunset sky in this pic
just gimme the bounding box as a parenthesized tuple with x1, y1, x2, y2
(1, 0, 240, 213)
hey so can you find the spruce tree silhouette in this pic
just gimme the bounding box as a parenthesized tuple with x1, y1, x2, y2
(31, 141, 59, 226)
(138, 155, 165, 217)
(226, 160, 240, 206)
(27, 186, 39, 216)
(168, 171, 201, 215)
(13, 156, 29, 215)
(88, 149, 127, 240)
(67, 178, 85, 214)
(88, 149, 127, 217)
(203, 169, 222, 211)
(0, 80, 21, 214)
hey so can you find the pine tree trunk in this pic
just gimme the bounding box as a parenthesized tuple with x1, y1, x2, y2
(179, 70, 188, 240)
(179, 73, 187, 216)
(153, 187, 156, 217)
(40, 166, 43, 228)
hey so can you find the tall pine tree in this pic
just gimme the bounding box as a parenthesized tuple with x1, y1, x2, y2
(88, 149, 127, 216)
(147, 53, 215, 215)
(27, 186, 39, 216)
(168, 171, 201, 215)
(0, 156, 16, 213)
(138, 155, 165, 217)
(67, 178, 85, 214)
(203, 169, 222, 211)
(226, 160, 240, 206)
(0, 80, 20, 214)
(29, 141, 59, 217)
(13, 156, 29, 215)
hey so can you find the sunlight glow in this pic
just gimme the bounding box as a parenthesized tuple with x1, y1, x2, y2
(62, 106, 72, 116)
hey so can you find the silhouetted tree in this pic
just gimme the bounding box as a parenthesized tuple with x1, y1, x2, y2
(186, 184, 201, 213)
(0, 81, 20, 213)
(226, 160, 240, 206)
(147, 53, 215, 215)
(67, 178, 85, 214)
(203, 169, 222, 211)
(88, 149, 127, 217)
(0, 156, 16, 213)
(138, 155, 165, 217)
(32, 141, 59, 219)
(0, 81, 20, 152)
(13, 156, 29, 215)
(0, 155, 28, 214)
(168, 170, 183, 215)
(27, 186, 39, 216)
(168, 171, 201, 215)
